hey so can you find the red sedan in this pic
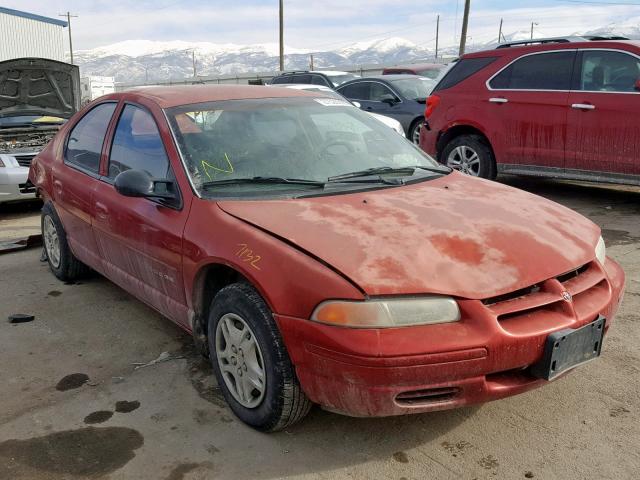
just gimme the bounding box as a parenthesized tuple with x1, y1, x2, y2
(30, 85, 625, 431)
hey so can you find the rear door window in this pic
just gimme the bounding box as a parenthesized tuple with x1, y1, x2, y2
(434, 57, 497, 91)
(271, 76, 290, 84)
(576, 50, 640, 92)
(489, 51, 576, 90)
(65, 102, 117, 173)
(338, 82, 371, 100)
(107, 105, 170, 180)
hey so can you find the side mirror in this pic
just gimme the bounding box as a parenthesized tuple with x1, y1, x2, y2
(114, 169, 179, 205)
(635, 79, 640, 91)
(352, 101, 362, 108)
(380, 94, 399, 105)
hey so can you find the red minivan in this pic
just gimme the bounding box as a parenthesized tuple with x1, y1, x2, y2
(420, 37, 640, 186)
(30, 85, 624, 431)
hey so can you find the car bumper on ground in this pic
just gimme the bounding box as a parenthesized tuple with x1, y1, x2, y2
(0, 161, 35, 203)
(276, 258, 625, 417)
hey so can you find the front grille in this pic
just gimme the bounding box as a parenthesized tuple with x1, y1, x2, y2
(19, 181, 36, 194)
(482, 262, 607, 332)
(14, 154, 35, 167)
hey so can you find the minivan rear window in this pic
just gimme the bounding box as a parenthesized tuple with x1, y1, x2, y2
(433, 57, 497, 91)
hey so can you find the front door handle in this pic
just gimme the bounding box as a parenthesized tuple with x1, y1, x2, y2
(94, 202, 109, 220)
(571, 103, 595, 110)
(489, 97, 508, 104)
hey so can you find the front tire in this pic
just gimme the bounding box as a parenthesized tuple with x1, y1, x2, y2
(41, 202, 89, 281)
(442, 134, 496, 179)
(409, 118, 423, 145)
(207, 283, 311, 432)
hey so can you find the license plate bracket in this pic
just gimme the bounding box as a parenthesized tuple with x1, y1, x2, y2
(531, 315, 606, 381)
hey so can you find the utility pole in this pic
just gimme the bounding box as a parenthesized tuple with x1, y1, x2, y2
(458, 0, 471, 56)
(435, 14, 440, 59)
(192, 50, 197, 77)
(59, 12, 78, 64)
(309, 54, 314, 70)
(498, 18, 503, 44)
(531, 22, 538, 39)
(279, 0, 284, 71)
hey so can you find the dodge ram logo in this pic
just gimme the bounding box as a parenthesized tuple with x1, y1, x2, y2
(561, 291, 572, 302)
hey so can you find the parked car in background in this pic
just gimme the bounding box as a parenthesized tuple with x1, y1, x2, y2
(30, 85, 624, 431)
(337, 75, 436, 143)
(275, 83, 405, 137)
(383, 62, 447, 79)
(0, 58, 80, 203)
(269, 70, 359, 88)
(420, 37, 640, 185)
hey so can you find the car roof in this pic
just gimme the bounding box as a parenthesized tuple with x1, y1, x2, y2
(345, 75, 424, 82)
(278, 84, 334, 92)
(384, 63, 445, 70)
(110, 85, 315, 108)
(464, 39, 640, 59)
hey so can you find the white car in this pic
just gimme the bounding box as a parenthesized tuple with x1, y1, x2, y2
(0, 58, 79, 204)
(276, 84, 406, 138)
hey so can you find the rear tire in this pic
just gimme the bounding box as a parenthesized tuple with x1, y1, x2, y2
(442, 134, 496, 180)
(207, 283, 312, 432)
(41, 202, 90, 281)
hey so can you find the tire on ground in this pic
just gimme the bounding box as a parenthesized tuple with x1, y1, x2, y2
(41, 201, 90, 281)
(442, 134, 496, 180)
(207, 282, 312, 432)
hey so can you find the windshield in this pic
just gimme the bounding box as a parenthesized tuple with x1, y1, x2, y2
(416, 68, 444, 79)
(327, 74, 359, 86)
(0, 115, 65, 128)
(389, 77, 436, 100)
(166, 97, 443, 198)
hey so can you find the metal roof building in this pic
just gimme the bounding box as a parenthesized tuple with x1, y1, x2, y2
(0, 7, 67, 62)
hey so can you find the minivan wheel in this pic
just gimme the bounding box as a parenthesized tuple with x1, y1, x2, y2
(442, 135, 496, 179)
(41, 202, 90, 281)
(207, 283, 312, 432)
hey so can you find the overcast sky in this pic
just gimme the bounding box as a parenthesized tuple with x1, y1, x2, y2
(4, 0, 640, 51)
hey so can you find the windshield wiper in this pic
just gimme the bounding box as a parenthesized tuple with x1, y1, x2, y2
(201, 176, 326, 188)
(327, 165, 448, 182)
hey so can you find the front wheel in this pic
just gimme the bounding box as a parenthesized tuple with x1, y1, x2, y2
(207, 283, 311, 432)
(409, 119, 423, 145)
(442, 135, 496, 180)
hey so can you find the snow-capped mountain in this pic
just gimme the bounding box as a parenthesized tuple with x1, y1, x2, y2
(74, 36, 433, 84)
(74, 23, 640, 84)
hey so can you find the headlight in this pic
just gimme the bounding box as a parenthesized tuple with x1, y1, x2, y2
(595, 235, 606, 265)
(311, 297, 460, 328)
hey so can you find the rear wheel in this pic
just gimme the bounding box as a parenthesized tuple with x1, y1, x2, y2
(442, 134, 496, 180)
(208, 283, 312, 432)
(41, 202, 89, 281)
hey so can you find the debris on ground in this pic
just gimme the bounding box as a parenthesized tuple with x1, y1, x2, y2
(8, 313, 35, 323)
(132, 351, 184, 370)
(0, 235, 42, 255)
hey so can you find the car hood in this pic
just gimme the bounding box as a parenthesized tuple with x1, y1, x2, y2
(0, 58, 80, 119)
(218, 172, 600, 299)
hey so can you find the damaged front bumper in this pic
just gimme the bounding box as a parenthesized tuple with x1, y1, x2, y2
(276, 258, 625, 417)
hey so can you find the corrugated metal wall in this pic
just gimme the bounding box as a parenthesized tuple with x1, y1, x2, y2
(0, 12, 66, 62)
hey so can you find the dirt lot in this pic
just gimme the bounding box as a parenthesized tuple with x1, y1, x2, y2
(0, 178, 639, 480)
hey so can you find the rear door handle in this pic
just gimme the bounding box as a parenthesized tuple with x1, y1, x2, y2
(571, 103, 595, 110)
(489, 97, 508, 104)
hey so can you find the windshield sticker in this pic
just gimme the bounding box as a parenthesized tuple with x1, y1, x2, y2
(314, 98, 351, 107)
(201, 152, 234, 180)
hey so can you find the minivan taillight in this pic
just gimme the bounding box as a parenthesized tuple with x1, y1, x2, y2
(425, 95, 440, 118)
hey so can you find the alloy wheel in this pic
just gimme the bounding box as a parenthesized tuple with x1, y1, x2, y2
(215, 313, 267, 408)
(446, 145, 481, 176)
(43, 216, 61, 268)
